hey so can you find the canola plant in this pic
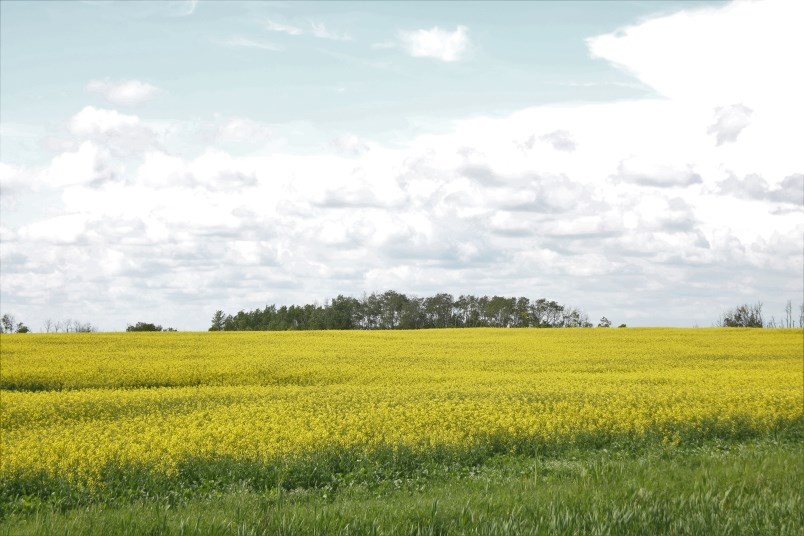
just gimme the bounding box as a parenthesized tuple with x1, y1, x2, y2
(1, 328, 801, 492)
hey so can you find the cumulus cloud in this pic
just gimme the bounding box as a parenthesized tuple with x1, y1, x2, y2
(708, 103, 752, 145)
(19, 213, 91, 244)
(86, 79, 161, 106)
(615, 157, 703, 188)
(68, 106, 158, 156)
(315, 189, 382, 209)
(70, 106, 140, 135)
(586, 0, 804, 108)
(540, 130, 577, 152)
(41, 141, 118, 188)
(719, 173, 803, 206)
(0, 162, 31, 197)
(501, 174, 589, 214)
(399, 25, 470, 62)
(135, 149, 257, 190)
(330, 134, 369, 156)
(2, 1, 803, 331)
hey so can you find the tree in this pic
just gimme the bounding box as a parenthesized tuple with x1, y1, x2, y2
(209, 311, 226, 331)
(784, 300, 793, 328)
(561, 306, 592, 328)
(209, 291, 596, 332)
(126, 322, 163, 332)
(485, 296, 514, 327)
(1, 314, 29, 333)
(1, 314, 15, 333)
(326, 295, 359, 330)
(530, 299, 564, 328)
(40, 318, 95, 333)
(512, 297, 530, 327)
(717, 302, 764, 327)
(380, 290, 409, 329)
(400, 296, 425, 329)
(424, 293, 454, 328)
(598, 316, 612, 328)
(74, 321, 96, 333)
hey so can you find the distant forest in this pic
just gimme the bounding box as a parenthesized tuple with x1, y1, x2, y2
(209, 291, 604, 331)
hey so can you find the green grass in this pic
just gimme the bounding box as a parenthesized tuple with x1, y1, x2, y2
(2, 439, 801, 535)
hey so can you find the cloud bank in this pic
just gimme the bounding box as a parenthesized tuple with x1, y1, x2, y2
(1, 1, 801, 332)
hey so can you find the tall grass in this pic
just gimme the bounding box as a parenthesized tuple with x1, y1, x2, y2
(3, 417, 801, 517)
(2, 440, 801, 535)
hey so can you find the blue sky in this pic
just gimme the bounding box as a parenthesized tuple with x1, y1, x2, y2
(1, 0, 802, 330)
(1, 1, 700, 157)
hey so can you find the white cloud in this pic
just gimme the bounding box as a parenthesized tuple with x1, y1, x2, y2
(540, 130, 577, 152)
(19, 213, 90, 244)
(86, 79, 161, 106)
(615, 157, 702, 188)
(330, 134, 369, 156)
(42, 141, 117, 188)
(718, 173, 804, 206)
(67, 106, 158, 157)
(708, 103, 752, 145)
(263, 18, 351, 41)
(0, 162, 29, 195)
(586, 0, 804, 109)
(214, 117, 273, 142)
(2, 1, 803, 331)
(399, 25, 470, 62)
(70, 106, 140, 135)
(264, 19, 303, 36)
(310, 22, 351, 41)
(134, 149, 257, 190)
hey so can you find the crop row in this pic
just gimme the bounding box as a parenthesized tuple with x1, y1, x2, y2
(1, 328, 801, 501)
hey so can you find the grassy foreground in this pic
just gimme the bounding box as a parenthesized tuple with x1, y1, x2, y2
(2, 440, 801, 535)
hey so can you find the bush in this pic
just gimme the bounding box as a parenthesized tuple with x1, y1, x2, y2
(717, 302, 764, 327)
(126, 322, 163, 332)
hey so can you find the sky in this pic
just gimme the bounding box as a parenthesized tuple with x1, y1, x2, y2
(0, 0, 802, 331)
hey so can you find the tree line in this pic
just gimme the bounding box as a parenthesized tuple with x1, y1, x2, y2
(2, 298, 800, 334)
(126, 322, 177, 332)
(716, 300, 804, 328)
(1, 314, 29, 334)
(209, 291, 603, 331)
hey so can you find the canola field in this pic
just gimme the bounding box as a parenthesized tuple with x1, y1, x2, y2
(0, 328, 802, 510)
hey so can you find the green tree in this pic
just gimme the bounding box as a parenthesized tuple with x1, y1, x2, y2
(717, 302, 764, 327)
(1, 314, 15, 333)
(209, 310, 226, 331)
(1, 314, 29, 333)
(126, 322, 163, 332)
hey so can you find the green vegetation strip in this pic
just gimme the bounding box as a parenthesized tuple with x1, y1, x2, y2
(2, 439, 801, 535)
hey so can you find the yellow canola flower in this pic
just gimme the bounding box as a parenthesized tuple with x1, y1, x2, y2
(0, 328, 801, 487)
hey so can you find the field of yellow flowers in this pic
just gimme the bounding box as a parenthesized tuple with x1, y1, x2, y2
(1, 328, 801, 509)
